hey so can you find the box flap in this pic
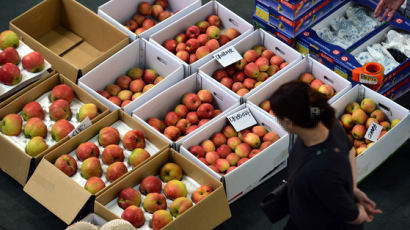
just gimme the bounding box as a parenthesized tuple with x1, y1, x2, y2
(24, 159, 91, 224)
(37, 26, 83, 56)
(62, 41, 103, 69)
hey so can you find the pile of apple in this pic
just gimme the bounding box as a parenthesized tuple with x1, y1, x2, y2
(0, 30, 45, 86)
(339, 98, 401, 156)
(258, 72, 336, 115)
(0, 84, 99, 157)
(124, 0, 172, 35)
(146, 89, 222, 141)
(109, 162, 214, 229)
(211, 45, 288, 96)
(162, 14, 241, 63)
(98, 67, 163, 108)
(188, 124, 280, 175)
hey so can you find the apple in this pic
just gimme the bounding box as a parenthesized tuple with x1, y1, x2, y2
(102, 144, 124, 165)
(340, 114, 354, 130)
(121, 205, 145, 228)
(21, 101, 44, 121)
(211, 132, 227, 147)
(125, 19, 138, 32)
(197, 20, 210, 33)
(232, 82, 244, 92)
(0, 63, 22, 85)
(170, 197, 193, 217)
(128, 148, 150, 168)
(165, 111, 180, 126)
(142, 84, 154, 93)
(197, 89, 213, 103)
(55, 154, 77, 177)
(196, 46, 211, 59)
(186, 125, 198, 134)
(197, 103, 214, 119)
(270, 56, 284, 66)
(205, 39, 220, 52)
(164, 126, 181, 141)
(143, 193, 167, 213)
(391, 119, 400, 128)
(164, 179, 187, 200)
(191, 185, 213, 203)
(206, 26, 220, 39)
(1, 113, 22, 136)
(299, 72, 314, 84)
(51, 119, 74, 141)
(223, 125, 237, 138)
(218, 34, 230, 46)
(365, 117, 378, 129)
(225, 28, 240, 40)
(84, 177, 105, 195)
(105, 84, 121, 96)
(207, 15, 220, 26)
(261, 49, 275, 60)
(143, 69, 158, 84)
(204, 151, 219, 165)
(189, 145, 205, 158)
(213, 69, 228, 81)
(140, 176, 162, 195)
(201, 139, 215, 152)
(352, 109, 368, 125)
(138, 2, 152, 16)
(175, 33, 187, 43)
(237, 158, 249, 166)
(243, 133, 260, 148)
(186, 38, 200, 54)
(98, 127, 120, 147)
(360, 98, 376, 113)
(118, 187, 141, 209)
(0, 47, 19, 65)
(220, 77, 234, 89)
(280, 62, 288, 69)
(160, 162, 183, 182)
(244, 63, 260, 79)
(189, 53, 198, 64)
(106, 162, 128, 182)
(370, 109, 385, 123)
(235, 58, 247, 71)
(128, 67, 144, 79)
(227, 136, 241, 151)
(25, 136, 48, 157)
(249, 149, 262, 158)
(154, 76, 164, 85)
(345, 102, 360, 114)
(226, 153, 240, 166)
(318, 84, 335, 98)
(267, 64, 279, 76)
(259, 100, 271, 112)
(227, 166, 237, 174)
(198, 33, 210, 45)
(176, 118, 190, 133)
(235, 143, 251, 158)
(50, 84, 75, 103)
(152, 210, 173, 230)
(260, 141, 273, 150)
(135, 27, 146, 35)
(216, 144, 231, 158)
(76, 142, 99, 161)
(378, 130, 387, 139)
(379, 121, 390, 131)
(209, 165, 219, 173)
(182, 93, 201, 111)
(24, 117, 47, 138)
(81, 157, 102, 179)
(0, 30, 19, 49)
(238, 129, 251, 141)
(255, 57, 269, 72)
(158, 10, 171, 21)
(122, 129, 145, 151)
(243, 50, 259, 62)
(252, 125, 267, 138)
(186, 25, 200, 38)
(351, 124, 366, 140)
(49, 99, 71, 121)
(151, 4, 164, 19)
(310, 79, 324, 91)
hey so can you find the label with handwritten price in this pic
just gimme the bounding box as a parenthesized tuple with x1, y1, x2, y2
(364, 122, 383, 142)
(227, 108, 257, 131)
(68, 117, 92, 138)
(213, 46, 243, 67)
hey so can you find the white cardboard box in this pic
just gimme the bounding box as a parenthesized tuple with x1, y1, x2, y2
(179, 103, 289, 203)
(78, 38, 184, 113)
(132, 73, 239, 147)
(247, 56, 352, 113)
(98, 0, 201, 41)
(149, 0, 254, 75)
(199, 29, 303, 102)
(331, 84, 410, 182)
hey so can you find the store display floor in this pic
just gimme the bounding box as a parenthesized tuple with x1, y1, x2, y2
(0, 0, 409, 229)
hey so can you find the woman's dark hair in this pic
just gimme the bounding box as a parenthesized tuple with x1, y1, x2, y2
(269, 80, 335, 129)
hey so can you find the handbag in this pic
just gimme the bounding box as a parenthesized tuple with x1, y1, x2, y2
(260, 180, 289, 223)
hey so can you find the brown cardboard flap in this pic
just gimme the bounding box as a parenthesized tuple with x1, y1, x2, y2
(62, 41, 103, 69)
(37, 26, 83, 56)
(0, 139, 32, 185)
(94, 202, 120, 222)
(24, 159, 91, 224)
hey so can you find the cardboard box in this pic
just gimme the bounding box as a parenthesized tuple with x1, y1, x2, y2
(78, 38, 184, 113)
(98, 0, 201, 41)
(247, 57, 352, 112)
(0, 73, 109, 186)
(150, 0, 254, 75)
(254, 0, 343, 38)
(199, 29, 303, 102)
(23, 110, 169, 224)
(132, 73, 239, 147)
(179, 103, 289, 203)
(252, 15, 297, 47)
(382, 76, 410, 101)
(256, 0, 326, 21)
(334, 16, 409, 93)
(10, 0, 129, 82)
(96, 148, 231, 230)
(296, 0, 386, 70)
(331, 85, 410, 182)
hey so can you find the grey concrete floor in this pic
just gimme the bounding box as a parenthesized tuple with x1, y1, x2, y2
(0, 0, 409, 229)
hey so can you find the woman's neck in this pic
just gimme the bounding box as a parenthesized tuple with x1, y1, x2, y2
(296, 122, 330, 147)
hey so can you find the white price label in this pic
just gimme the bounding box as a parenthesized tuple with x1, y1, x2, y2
(68, 117, 92, 138)
(364, 122, 383, 142)
(359, 74, 378, 85)
(213, 46, 243, 67)
(227, 108, 257, 132)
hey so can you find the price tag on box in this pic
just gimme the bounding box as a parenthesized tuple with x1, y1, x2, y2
(213, 46, 243, 67)
(364, 122, 383, 142)
(68, 117, 92, 138)
(227, 107, 257, 131)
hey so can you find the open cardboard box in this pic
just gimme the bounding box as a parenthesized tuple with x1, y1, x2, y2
(179, 103, 289, 203)
(79, 38, 184, 113)
(98, 0, 201, 41)
(132, 73, 239, 148)
(247, 56, 352, 114)
(96, 148, 231, 230)
(149, 0, 253, 75)
(252, 15, 298, 47)
(9, 0, 129, 82)
(199, 29, 303, 102)
(0, 73, 109, 186)
(331, 85, 410, 182)
(23, 110, 169, 224)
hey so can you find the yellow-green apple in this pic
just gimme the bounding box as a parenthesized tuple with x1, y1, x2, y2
(198, 33, 210, 45)
(22, 52, 44, 73)
(186, 124, 198, 134)
(254, 81, 263, 88)
(158, 10, 171, 21)
(280, 62, 288, 69)
(233, 72, 245, 82)
(232, 82, 244, 92)
(175, 104, 188, 118)
(84, 177, 105, 194)
(360, 98, 376, 113)
(128, 67, 144, 79)
(249, 149, 262, 158)
(160, 162, 183, 182)
(356, 146, 367, 156)
(176, 50, 189, 62)
(351, 124, 366, 140)
(125, 19, 138, 32)
(118, 187, 141, 209)
(147, 117, 165, 132)
(270, 56, 284, 66)
(77, 104, 98, 122)
(197, 103, 214, 119)
(24, 117, 47, 138)
(299, 72, 314, 84)
(267, 64, 279, 76)
(186, 25, 200, 39)
(129, 148, 150, 168)
(260, 100, 271, 112)
(175, 33, 187, 43)
(0, 47, 19, 65)
(122, 129, 145, 151)
(367, 142, 375, 148)
(226, 153, 240, 166)
(76, 142, 99, 161)
(143, 193, 167, 213)
(98, 127, 120, 147)
(243, 49, 259, 62)
(25, 136, 48, 157)
(51, 119, 74, 141)
(214, 158, 229, 172)
(216, 144, 231, 158)
(252, 125, 267, 138)
(142, 18, 156, 30)
(207, 14, 220, 26)
(238, 129, 251, 141)
(81, 157, 102, 179)
(220, 77, 234, 89)
(0, 63, 21, 85)
(154, 76, 164, 84)
(164, 179, 187, 200)
(244, 63, 260, 79)
(218, 34, 230, 45)
(213, 69, 229, 81)
(118, 90, 133, 101)
(102, 144, 124, 165)
(225, 28, 240, 40)
(252, 45, 265, 56)
(310, 79, 324, 90)
(189, 145, 205, 158)
(163, 125, 180, 141)
(191, 185, 213, 203)
(132, 92, 142, 100)
(1, 113, 22, 136)
(183, 93, 202, 111)
(341, 114, 354, 130)
(201, 139, 215, 152)
(318, 84, 335, 98)
(235, 143, 251, 158)
(223, 125, 237, 138)
(121, 205, 145, 228)
(106, 162, 128, 182)
(143, 69, 158, 84)
(140, 176, 162, 195)
(55, 154, 77, 177)
(170, 197, 193, 217)
(235, 58, 247, 71)
(259, 141, 273, 150)
(22, 101, 44, 121)
(227, 136, 241, 150)
(205, 39, 220, 52)
(345, 102, 360, 114)
(365, 117, 378, 129)
(197, 20, 210, 33)
(186, 38, 200, 53)
(176, 118, 190, 133)
(352, 109, 368, 125)
(205, 151, 219, 165)
(142, 84, 154, 93)
(50, 84, 75, 103)
(0, 30, 19, 49)
(211, 132, 226, 147)
(165, 111, 180, 126)
(206, 26, 220, 39)
(391, 119, 400, 128)
(237, 157, 249, 166)
(49, 99, 71, 121)
(370, 109, 385, 122)
(151, 4, 164, 19)
(379, 121, 390, 131)
(105, 84, 121, 96)
(152, 210, 173, 230)
(138, 2, 152, 15)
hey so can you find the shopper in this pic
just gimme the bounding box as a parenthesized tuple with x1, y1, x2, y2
(268, 81, 382, 230)
(374, 0, 409, 21)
